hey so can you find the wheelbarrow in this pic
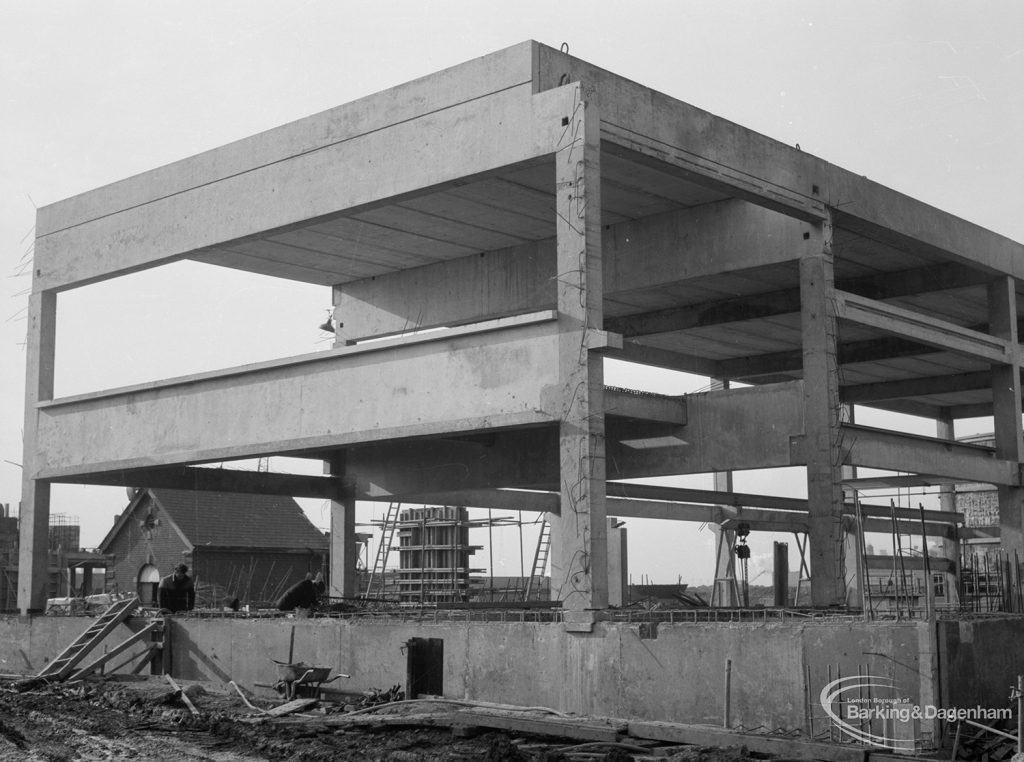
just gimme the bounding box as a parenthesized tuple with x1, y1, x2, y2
(271, 659, 349, 700)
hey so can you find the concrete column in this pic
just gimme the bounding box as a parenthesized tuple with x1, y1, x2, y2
(840, 404, 863, 608)
(843, 519, 863, 608)
(18, 290, 56, 614)
(800, 218, 845, 607)
(989, 277, 1024, 576)
(709, 379, 739, 607)
(548, 83, 608, 612)
(327, 452, 357, 600)
(606, 518, 628, 607)
(936, 412, 960, 606)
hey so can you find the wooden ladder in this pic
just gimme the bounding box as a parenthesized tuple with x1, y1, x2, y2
(524, 519, 551, 600)
(365, 502, 401, 599)
(37, 595, 139, 679)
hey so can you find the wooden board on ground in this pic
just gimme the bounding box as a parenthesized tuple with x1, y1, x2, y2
(453, 708, 626, 743)
(265, 698, 320, 717)
(628, 720, 870, 762)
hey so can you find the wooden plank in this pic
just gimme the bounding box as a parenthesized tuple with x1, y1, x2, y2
(265, 698, 319, 717)
(628, 720, 869, 762)
(68, 622, 159, 681)
(165, 675, 200, 717)
(453, 709, 625, 742)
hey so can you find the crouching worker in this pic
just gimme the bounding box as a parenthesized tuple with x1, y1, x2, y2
(277, 572, 325, 617)
(158, 563, 195, 614)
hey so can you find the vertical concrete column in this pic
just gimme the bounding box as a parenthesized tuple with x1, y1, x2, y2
(549, 83, 608, 612)
(606, 518, 627, 607)
(989, 276, 1024, 573)
(327, 452, 357, 600)
(18, 290, 57, 614)
(800, 218, 845, 607)
(935, 412, 960, 605)
(709, 379, 739, 607)
(840, 404, 863, 607)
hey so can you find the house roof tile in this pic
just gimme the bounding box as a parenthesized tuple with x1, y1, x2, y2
(149, 488, 328, 550)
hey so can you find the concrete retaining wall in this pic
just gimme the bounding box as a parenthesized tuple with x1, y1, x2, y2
(4, 613, 1019, 735)
(938, 617, 1024, 711)
(156, 617, 931, 729)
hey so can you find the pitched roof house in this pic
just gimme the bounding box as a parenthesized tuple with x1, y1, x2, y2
(98, 488, 329, 609)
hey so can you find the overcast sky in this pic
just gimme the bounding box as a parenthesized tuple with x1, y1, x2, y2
(2, 1, 1022, 585)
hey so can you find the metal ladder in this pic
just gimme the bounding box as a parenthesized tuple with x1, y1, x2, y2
(364, 502, 401, 599)
(37, 595, 139, 679)
(524, 519, 551, 600)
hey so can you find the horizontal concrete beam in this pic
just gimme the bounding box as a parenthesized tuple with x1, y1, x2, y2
(604, 389, 685, 424)
(38, 42, 538, 238)
(844, 474, 960, 490)
(605, 341, 718, 377)
(865, 555, 955, 574)
(412, 484, 960, 528)
(835, 290, 1013, 364)
(32, 316, 560, 479)
(540, 45, 1024, 276)
(841, 371, 993, 405)
(835, 424, 1020, 486)
(608, 381, 806, 477)
(34, 80, 583, 291)
(336, 198, 814, 342)
(607, 262, 991, 340)
(49, 466, 346, 500)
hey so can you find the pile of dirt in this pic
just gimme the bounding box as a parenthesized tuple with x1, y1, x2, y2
(0, 675, 765, 761)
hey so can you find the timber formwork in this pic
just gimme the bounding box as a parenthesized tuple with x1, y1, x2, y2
(19, 41, 1024, 618)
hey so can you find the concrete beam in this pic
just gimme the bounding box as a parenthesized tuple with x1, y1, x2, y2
(607, 381, 805, 478)
(842, 371, 993, 404)
(836, 424, 1020, 486)
(537, 45, 1024, 275)
(605, 341, 718, 377)
(380, 487, 959, 541)
(38, 42, 538, 238)
(335, 198, 813, 343)
(33, 78, 581, 291)
(50, 465, 346, 499)
(865, 555, 955, 574)
(607, 261, 990, 340)
(604, 389, 685, 424)
(32, 316, 560, 479)
(834, 290, 1013, 364)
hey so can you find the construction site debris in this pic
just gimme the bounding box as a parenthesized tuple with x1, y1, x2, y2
(0, 674, 785, 761)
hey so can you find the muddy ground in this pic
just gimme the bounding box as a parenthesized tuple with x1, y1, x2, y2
(0, 675, 759, 761)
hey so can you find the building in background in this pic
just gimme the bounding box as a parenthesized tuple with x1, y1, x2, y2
(97, 488, 329, 608)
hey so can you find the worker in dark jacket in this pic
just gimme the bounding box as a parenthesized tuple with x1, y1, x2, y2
(158, 564, 196, 613)
(277, 572, 325, 613)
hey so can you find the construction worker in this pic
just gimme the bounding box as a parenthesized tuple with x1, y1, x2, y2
(158, 563, 196, 613)
(277, 572, 325, 615)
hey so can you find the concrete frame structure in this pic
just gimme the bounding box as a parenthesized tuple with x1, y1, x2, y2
(19, 41, 1024, 618)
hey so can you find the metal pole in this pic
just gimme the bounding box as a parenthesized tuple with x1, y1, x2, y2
(724, 659, 732, 728)
(518, 510, 524, 581)
(488, 509, 494, 602)
(918, 502, 934, 618)
(890, 500, 902, 619)
(1017, 674, 1022, 754)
